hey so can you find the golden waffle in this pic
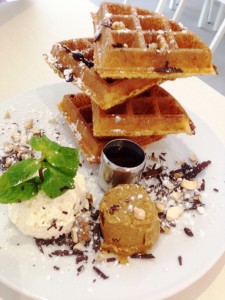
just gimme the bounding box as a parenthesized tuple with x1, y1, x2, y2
(92, 2, 216, 79)
(58, 94, 164, 164)
(44, 38, 162, 110)
(92, 85, 195, 137)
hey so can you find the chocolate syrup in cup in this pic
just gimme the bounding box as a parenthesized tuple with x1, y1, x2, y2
(98, 139, 146, 192)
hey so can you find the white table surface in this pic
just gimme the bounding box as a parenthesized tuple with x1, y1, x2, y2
(0, 0, 225, 299)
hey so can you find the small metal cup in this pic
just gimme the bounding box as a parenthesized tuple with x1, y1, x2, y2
(98, 139, 146, 192)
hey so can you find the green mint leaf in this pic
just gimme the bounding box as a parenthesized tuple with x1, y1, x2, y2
(0, 134, 80, 204)
(0, 177, 41, 204)
(30, 135, 80, 177)
(0, 158, 41, 189)
(41, 162, 75, 199)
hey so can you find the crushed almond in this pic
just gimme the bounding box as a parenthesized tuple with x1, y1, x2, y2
(166, 205, 184, 221)
(157, 35, 169, 51)
(111, 21, 126, 30)
(11, 131, 21, 142)
(30, 128, 41, 136)
(25, 119, 33, 129)
(4, 111, 11, 119)
(173, 172, 183, 179)
(4, 141, 14, 153)
(133, 207, 145, 220)
(155, 201, 166, 212)
(5, 157, 13, 168)
(169, 191, 182, 202)
(181, 179, 198, 190)
(189, 153, 198, 163)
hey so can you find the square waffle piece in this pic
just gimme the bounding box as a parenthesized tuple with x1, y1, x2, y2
(58, 93, 164, 164)
(44, 38, 162, 110)
(92, 2, 216, 79)
(92, 85, 195, 137)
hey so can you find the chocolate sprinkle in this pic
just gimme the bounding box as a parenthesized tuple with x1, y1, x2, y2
(76, 254, 88, 264)
(51, 249, 74, 256)
(106, 257, 117, 263)
(142, 166, 163, 178)
(130, 253, 155, 259)
(171, 161, 211, 180)
(184, 227, 194, 237)
(47, 219, 57, 231)
(92, 223, 102, 252)
(178, 256, 183, 266)
(93, 266, 109, 280)
(112, 43, 124, 48)
(77, 265, 85, 275)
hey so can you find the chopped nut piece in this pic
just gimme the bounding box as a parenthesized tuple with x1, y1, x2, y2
(176, 160, 185, 166)
(4, 142, 14, 152)
(193, 194, 202, 202)
(11, 131, 21, 142)
(21, 152, 32, 160)
(173, 172, 183, 179)
(189, 153, 198, 162)
(166, 205, 184, 221)
(163, 226, 171, 234)
(111, 21, 126, 30)
(170, 191, 182, 202)
(4, 111, 11, 119)
(86, 192, 93, 204)
(71, 227, 78, 244)
(73, 242, 86, 251)
(20, 135, 29, 146)
(157, 35, 169, 51)
(30, 128, 41, 136)
(5, 157, 13, 168)
(162, 179, 174, 190)
(133, 207, 146, 220)
(181, 179, 198, 190)
(150, 153, 158, 162)
(155, 201, 166, 212)
(25, 119, 33, 129)
(95, 251, 107, 262)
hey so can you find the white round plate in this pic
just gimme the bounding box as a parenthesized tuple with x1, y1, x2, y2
(0, 83, 225, 300)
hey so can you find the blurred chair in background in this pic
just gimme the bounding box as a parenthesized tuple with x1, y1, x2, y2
(198, 0, 225, 52)
(210, 15, 225, 52)
(123, 0, 224, 52)
(213, 0, 225, 30)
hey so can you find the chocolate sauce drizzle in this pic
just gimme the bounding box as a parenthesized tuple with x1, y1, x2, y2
(155, 61, 183, 74)
(61, 45, 94, 68)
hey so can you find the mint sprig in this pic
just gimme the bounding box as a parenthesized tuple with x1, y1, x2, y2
(0, 135, 80, 204)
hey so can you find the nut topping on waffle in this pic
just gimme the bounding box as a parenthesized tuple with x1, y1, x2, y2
(92, 2, 216, 79)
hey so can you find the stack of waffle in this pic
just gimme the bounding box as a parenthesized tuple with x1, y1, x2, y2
(44, 2, 215, 164)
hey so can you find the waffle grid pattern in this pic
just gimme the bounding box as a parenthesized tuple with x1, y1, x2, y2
(92, 85, 195, 137)
(45, 38, 161, 110)
(92, 2, 215, 78)
(59, 94, 164, 163)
